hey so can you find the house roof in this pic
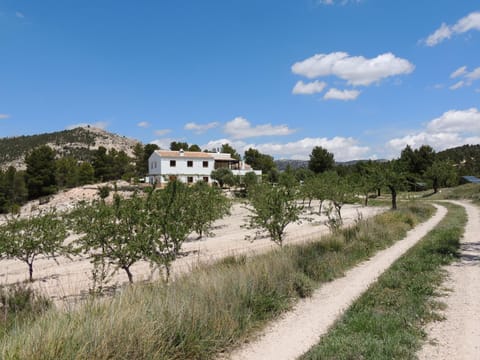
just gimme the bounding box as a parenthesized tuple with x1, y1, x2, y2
(212, 153, 238, 162)
(461, 176, 480, 184)
(154, 150, 213, 159)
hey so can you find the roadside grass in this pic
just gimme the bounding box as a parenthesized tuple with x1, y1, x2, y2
(427, 183, 480, 204)
(301, 202, 466, 360)
(1, 203, 434, 360)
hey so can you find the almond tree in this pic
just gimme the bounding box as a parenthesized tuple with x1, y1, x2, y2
(0, 211, 67, 282)
(145, 180, 197, 280)
(190, 181, 231, 239)
(383, 160, 407, 210)
(324, 171, 352, 222)
(245, 183, 302, 247)
(73, 192, 149, 284)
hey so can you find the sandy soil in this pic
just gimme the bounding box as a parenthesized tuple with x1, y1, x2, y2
(0, 197, 385, 305)
(226, 204, 447, 360)
(418, 200, 480, 360)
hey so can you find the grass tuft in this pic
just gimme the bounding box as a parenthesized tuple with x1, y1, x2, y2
(0, 284, 51, 340)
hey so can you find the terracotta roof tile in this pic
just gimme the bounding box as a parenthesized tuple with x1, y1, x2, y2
(154, 150, 214, 159)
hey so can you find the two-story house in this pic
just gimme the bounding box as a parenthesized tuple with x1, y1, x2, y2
(148, 149, 262, 186)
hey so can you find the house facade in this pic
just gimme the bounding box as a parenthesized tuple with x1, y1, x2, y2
(148, 149, 261, 185)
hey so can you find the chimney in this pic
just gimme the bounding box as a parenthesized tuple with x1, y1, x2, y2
(179, 149, 185, 156)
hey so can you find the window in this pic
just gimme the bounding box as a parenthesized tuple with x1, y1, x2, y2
(170, 160, 176, 167)
(187, 176, 194, 184)
(203, 177, 209, 183)
(187, 160, 193, 167)
(203, 161, 209, 168)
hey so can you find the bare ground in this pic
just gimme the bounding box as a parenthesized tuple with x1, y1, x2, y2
(225, 204, 447, 360)
(418, 200, 480, 360)
(0, 195, 385, 305)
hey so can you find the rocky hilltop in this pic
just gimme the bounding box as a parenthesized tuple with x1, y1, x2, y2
(0, 126, 140, 170)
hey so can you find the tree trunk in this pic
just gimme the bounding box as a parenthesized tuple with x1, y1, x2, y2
(28, 262, 34, 282)
(377, 188, 381, 197)
(335, 203, 342, 220)
(364, 193, 368, 207)
(433, 178, 439, 194)
(123, 266, 134, 283)
(165, 265, 171, 283)
(388, 185, 397, 210)
(319, 200, 323, 214)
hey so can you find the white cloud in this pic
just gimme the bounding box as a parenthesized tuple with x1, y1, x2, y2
(292, 80, 327, 95)
(388, 132, 464, 152)
(450, 66, 467, 78)
(150, 138, 173, 150)
(324, 88, 360, 101)
(387, 108, 480, 153)
(425, 11, 480, 46)
(450, 81, 465, 90)
(184, 121, 219, 134)
(223, 117, 295, 139)
(317, 0, 362, 5)
(466, 67, 480, 81)
(425, 23, 453, 46)
(292, 52, 414, 86)
(447, 66, 480, 90)
(427, 108, 480, 133)
(137, 121, 150, 128)
(66, 121, 108, 130)
(154, 129, 171, 136)
(15, 11, 24, 19)
(0, 114, 10, 119)
(452, 11, 480, 33)
(255, 137, 370, 161)
(203, 136, 370, 162)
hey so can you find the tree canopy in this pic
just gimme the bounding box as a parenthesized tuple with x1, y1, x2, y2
(244, 148, 276, 173)
(25, 145, 57, 199)
(308, 146, 335, 174)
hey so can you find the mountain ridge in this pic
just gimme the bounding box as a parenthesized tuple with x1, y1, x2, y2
(0, 126, 140, 170)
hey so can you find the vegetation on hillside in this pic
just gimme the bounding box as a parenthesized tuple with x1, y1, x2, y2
(0, 127, 96, 166)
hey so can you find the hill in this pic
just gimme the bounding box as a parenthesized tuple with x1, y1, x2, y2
(437, 144, 480, 176)
(0, 126, 140, 170)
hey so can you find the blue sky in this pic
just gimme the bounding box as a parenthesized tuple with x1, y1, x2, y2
(1, 0, 479, 161)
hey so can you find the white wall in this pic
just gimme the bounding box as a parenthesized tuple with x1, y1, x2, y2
(148, 152, 214, 184)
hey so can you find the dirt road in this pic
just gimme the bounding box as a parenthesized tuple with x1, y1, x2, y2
(226, 204, 447, 360)
(418, 200, 480, 359)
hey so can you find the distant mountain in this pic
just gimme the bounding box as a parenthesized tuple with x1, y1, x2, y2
(274, 159, 309, 171)
(274, 158, 388, 171)
(0, 126, 140, 170)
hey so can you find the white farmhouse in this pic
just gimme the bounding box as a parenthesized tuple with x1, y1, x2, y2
(148, 149, 262, 186)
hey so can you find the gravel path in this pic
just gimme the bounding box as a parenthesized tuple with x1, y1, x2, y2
(418, 200, 480, 360)
(226, 204, 447, 360)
